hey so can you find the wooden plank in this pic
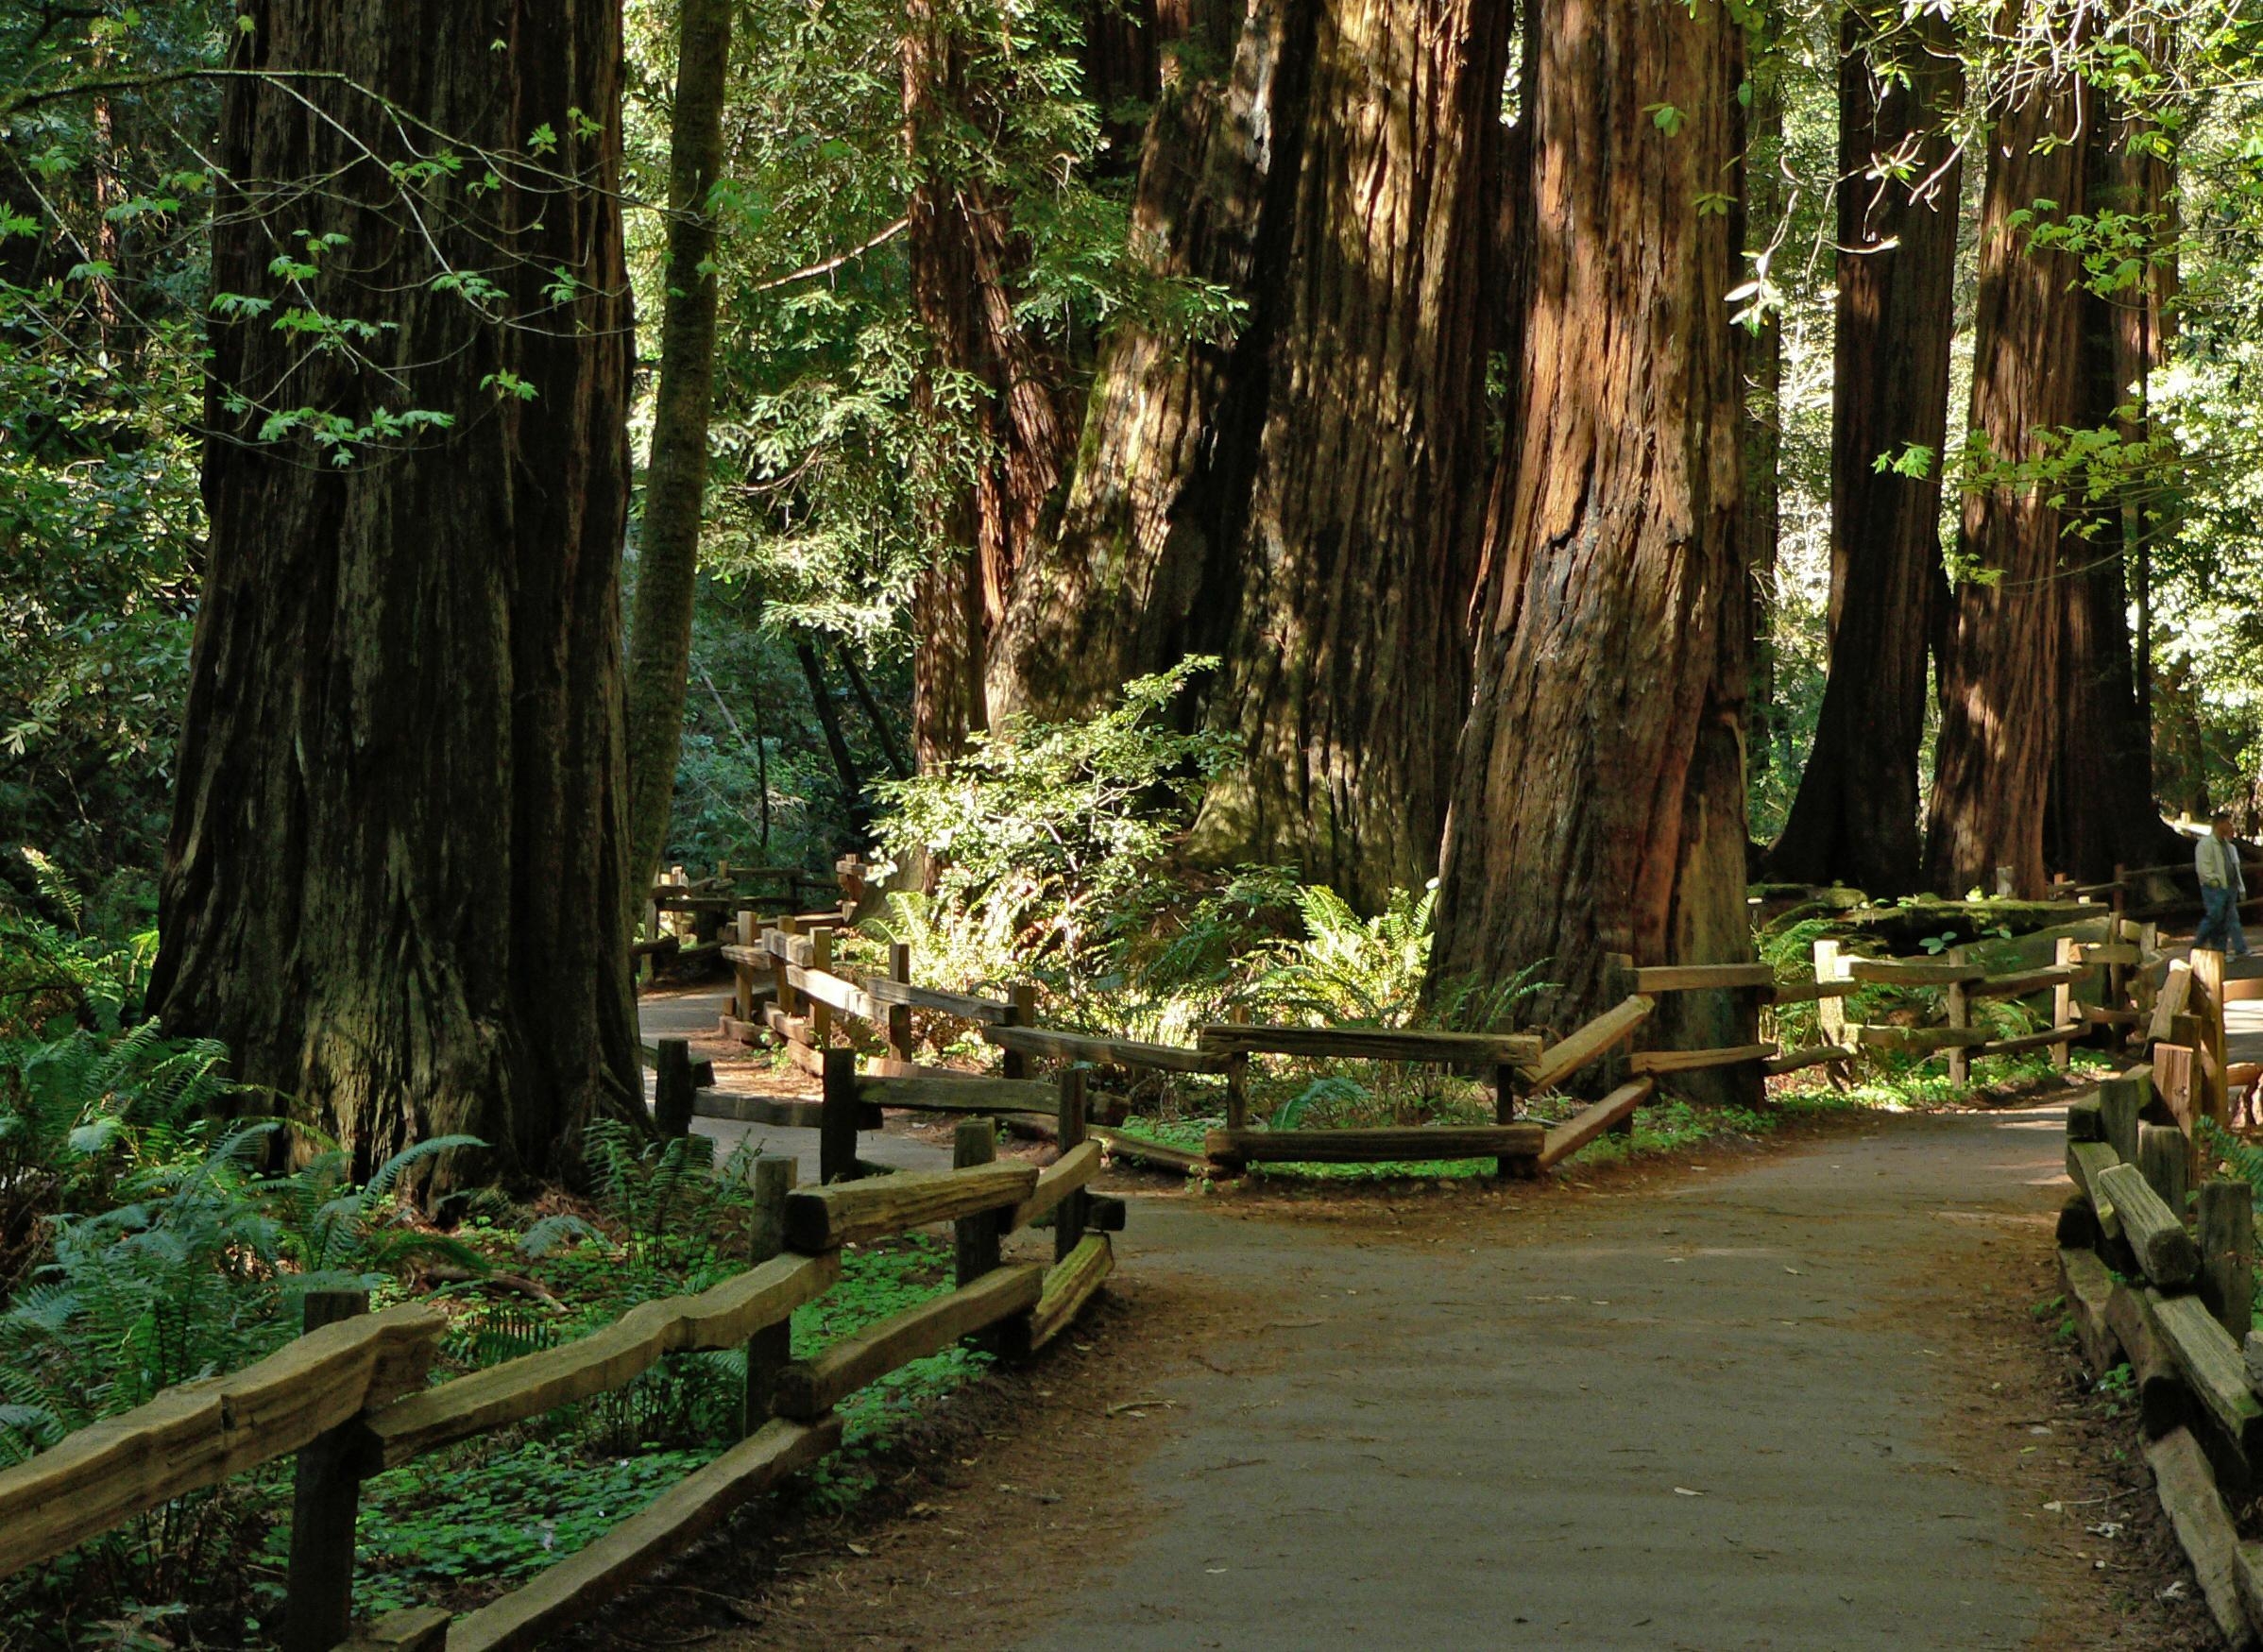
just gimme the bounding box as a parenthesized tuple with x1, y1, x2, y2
(692, 1093, 881, 1131)
(638, 1041, 715, 1088)
(2103, 1282, 2186, 1439)
(1769, 978, 1858, 1006)
(762, 928, 818, 966)
(981, 1023, 1225, 1075)
(784, 1161, 1039, 1251)
(2151, 959, 2194, 1046)
(2066, 1096, 2103, 1142)
(353, 1252, 838, 1473)
(1967, 964, 2088, 1000)
(1028, 1235, 1113, 1351)
(2081, 1005, 2142, 1027)
(1194, 1023, 1543, 1066)
(786, 964, 885, 1025)
(1090, 1124, 1207, 1175)
(1204, 1123, 1544, 1167)
(1008, 1140, 1103, 1233)
(1630, 963, 1778, 993)
(0, 1303, 445, 1578)
(446, 1417, 842, 1652)
(1520, 996, 1656, 1094)
(1849, 1023, 1990, 1052)
(1626, 1042, 1776, 1075)
(2067, 1140, 2125, 1240)
(1845, 958, 1986, 985)
(853, 1074, 1058, 1114)
(2145, 1428, 2260, 1651)
(338, 1608, 451, 1651)
(772, 1266, 1045, 1420)
(859, 974, 1015, 1022)
(2076, 942, 2143, 966)
(2149, 1289, 2263, 1462)
(2058, 1245, 2119, 1377)
(1761, 1044, 1857, 1076)
(1968, 1022, 2086, 1059)
(1538, 1079, 1652, 1169)
(2096, 1164, 2199, 1288)
(2101, 1069, 2147, 1164)
(2198, 1180, 2255, 1341)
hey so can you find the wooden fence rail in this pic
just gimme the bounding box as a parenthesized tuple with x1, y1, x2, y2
(0, 1148, 1123, 1650)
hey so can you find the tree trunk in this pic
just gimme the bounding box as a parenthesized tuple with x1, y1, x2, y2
(622, 0, 736, 899)
(1764, 13, 1961, 892)
(995, 0, 1514, 911)
(151, 0, 638, 1191)
(903, 0, 1076, 766)
(1924, 64, 2090, 896)
(2047, 86, 2183, 880)
(794, 636, 871, 844)
(1431, 0, 1751, 1076)
(1741, 23, 1785, 787)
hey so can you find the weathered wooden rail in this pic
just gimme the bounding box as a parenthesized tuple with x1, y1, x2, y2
(2054, 1060, 2263, 1648)
(0, 1142, 1119, 1652)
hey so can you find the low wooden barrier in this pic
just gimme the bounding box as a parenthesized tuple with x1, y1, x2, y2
(0, 1147, 1122, 1651)
(2055, 1064, 2263, 1648)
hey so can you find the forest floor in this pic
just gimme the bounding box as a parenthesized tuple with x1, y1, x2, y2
(599, 986, 2218, 1651)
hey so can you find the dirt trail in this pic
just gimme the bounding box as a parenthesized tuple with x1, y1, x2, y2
(1007, 1108, 2080, 1652)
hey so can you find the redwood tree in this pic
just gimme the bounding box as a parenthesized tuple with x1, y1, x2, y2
(151, 0, 639, 1189)
(1431, 0, 1750, 1063)
(992, 0, 1514, 910)
(622, 0, 738, 898)
(1765, 11, 1961, 892)
(1925, 64, 2091, 895)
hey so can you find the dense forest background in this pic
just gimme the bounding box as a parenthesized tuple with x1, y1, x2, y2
(8, 0, 2263, 1132)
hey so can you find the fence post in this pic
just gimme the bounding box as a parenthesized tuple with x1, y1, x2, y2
(2193, 944, 2229, 1132)
(1601, 953, 1639, 1134)
(2112, 861, 2128, 924)
(1224, 1002, 1251, 1133)
(887, 942, 915, 1067)
(953, 1118, 1001, 1285)
(820, 1048, 860, 1184)
(742, 1156, 797, 1436)
(2051, 937, 2076, 1071)
(808, 927, 835, 1053)
(775, 912, 801, 1029)
(1056, 1066, 1089, 1262)
(654, 1038, 695, 1138)
(2138, 1122, 2189, 1219)
(2198, 1179, 2254, 1341)
(282, 1287, 369, 1652)
(1813, 940, 1844, 1048)
(1001, 983, 1038, 1081)
(1945, 946, 1970, 1087)
(734, 909, 757, 1025)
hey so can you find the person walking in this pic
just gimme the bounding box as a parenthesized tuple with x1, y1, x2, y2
(2196, 810, 2253, 959)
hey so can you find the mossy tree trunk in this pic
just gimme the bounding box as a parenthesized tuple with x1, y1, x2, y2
(151, 0, 640, 1193)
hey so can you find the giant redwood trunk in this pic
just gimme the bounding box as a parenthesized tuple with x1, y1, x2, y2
(1765, 13, 1961, 892)
(151, 0, 639, 1190)
(994, 0, 1513, 910)
(903, 0, 1075, 767)
(1925, 65, 2091, 896)
(1431, 0, 1751, 1072)
(2047, 91, 2182, 880)
(623, 0, 736, 895)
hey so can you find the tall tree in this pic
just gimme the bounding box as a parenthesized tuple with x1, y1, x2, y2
(1741, 29, 1786, 787)
(2047, 81, 2183, 878)
(1765, 10, 1962, 892)
(150, 0, 639, 1190)
(993, 0, 1514, 910)
(1432, 0, 1751, 1063)
(623, 0, 738, 897)
(1925, 55, 2090, 895)
(902, 0, 1076, 768)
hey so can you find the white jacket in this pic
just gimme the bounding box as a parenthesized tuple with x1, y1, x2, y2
(2198, 833, 2246, 894)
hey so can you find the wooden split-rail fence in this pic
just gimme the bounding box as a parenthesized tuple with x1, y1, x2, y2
(0, 1141, 1115, 1652)
(696, 907, 2207, 1181)
(2055, 1060, 2263, 1648)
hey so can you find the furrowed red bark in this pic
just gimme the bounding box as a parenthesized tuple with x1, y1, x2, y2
(1766, 11, 1961, 892)
(1432, 0, 1752, 1082)
(995, 0, 1513, 910)
(2047, 84, 2182, 879)
(152, 0, 639, 1191)
(1926, 61, 2090, 896)
(623, 0, 736, 895)
(903, 0, 1075, 767)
